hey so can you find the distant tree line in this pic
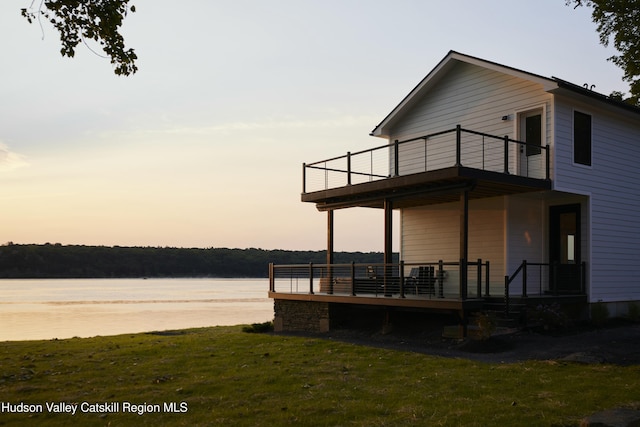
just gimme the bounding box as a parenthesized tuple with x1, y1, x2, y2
(0, 243, 397, 278)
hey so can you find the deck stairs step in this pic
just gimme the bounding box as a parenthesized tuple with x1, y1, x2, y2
(479, 300, 528, 329)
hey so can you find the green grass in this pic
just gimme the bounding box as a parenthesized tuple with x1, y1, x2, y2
(1, 326, 639, 426)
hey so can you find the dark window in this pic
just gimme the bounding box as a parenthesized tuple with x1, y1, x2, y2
(574, 111, 592, 166)
(525, 114, 542, 156)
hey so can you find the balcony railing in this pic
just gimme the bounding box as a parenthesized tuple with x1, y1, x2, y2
(504, 260, 587, 315)
(303, 125, 550, 193)
(269, 260, 491, 301)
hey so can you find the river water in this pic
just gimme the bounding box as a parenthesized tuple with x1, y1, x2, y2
(0, 278, 273, 341)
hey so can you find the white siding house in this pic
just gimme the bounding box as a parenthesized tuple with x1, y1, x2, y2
(270, 51, 640, 333)
(370, 51, 640, 315)
(553, 92, 640, 309)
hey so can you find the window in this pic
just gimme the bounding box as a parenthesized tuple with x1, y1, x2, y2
(574, 111, 591, 166)
(525, 113, 542, 156)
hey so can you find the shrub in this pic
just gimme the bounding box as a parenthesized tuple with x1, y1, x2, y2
(473, 312, 496, 340)
(242, 321, 274, 333)
(526, 303, 570, 332)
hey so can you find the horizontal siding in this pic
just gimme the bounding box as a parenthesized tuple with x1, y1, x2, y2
(402, 203, 459, 262)
(391, 62, 551, 138)
(554, 96, 640, 301)
(390, 61, 553, 178)
(505, 195, 546, 295)
(401, 197, 505, 294)
(506, 194, 545, 266)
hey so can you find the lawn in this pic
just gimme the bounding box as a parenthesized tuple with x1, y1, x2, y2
(1, 325, 639, 426)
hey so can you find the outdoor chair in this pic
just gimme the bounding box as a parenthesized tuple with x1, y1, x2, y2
(417, 266, 436, 296)
(404, 267, 420, 295)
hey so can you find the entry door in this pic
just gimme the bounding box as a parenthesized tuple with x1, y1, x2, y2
(549, 204, 582, 293)
(519, 110, 542, 177)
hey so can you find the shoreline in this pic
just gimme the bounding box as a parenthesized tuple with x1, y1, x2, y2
(0, 277, 272, 342)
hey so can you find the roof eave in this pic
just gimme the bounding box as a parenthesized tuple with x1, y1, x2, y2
(370, 51, 558, 138)
(370, 50, 457, 137)
(550, 77, 640, 117)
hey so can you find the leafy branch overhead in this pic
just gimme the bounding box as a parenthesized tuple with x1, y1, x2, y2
(568, 0, 640, 105)
(21, 0, 137, 76)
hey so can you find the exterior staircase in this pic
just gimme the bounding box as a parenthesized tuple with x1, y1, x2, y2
(482, 297, 527, 329)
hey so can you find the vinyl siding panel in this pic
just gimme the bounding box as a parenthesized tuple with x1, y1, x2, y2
(554, 95, 640, 302)
(506, 195, 545, 264)
(388, 61, 553, 179)
(393, 65, 543, 136)
(505, 194, 546, 295)
(401, 197, 505, 295)
(389, 62, 552, 137)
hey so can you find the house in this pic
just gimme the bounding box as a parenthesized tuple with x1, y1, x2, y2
(269, 51, 640, 335)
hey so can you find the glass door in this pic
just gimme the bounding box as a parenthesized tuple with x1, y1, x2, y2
(549, 204, 582, 293)
(518, 109, 543, 178)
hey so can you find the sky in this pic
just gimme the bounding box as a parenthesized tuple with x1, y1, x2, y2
(0, 1, 627, 251)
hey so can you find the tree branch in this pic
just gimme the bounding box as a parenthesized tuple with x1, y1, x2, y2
(22, 0, 138, 76)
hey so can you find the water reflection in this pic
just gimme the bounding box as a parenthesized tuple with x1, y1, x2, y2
(0, 278, 273, 341)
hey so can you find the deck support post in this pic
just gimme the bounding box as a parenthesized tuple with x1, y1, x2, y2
(504, 277, 510, 316)
(459, 190, 469, 299)
(350, 261, 356, 296)
(476, 258, 482, 297)
(503, 135, 510, 174)
(393, 141, 400, 176)
(438, 260, 444, 298)
(399, 260, 405, 298)
(485, 261, 491, 297)
(545, 144, 550, 180)
(327, 210, 334, 294)
(269, 263, 274, 292)
(522, 259, 528, 297)
(455, 125, 462, 166)
(384, 199, 394, 296)
(302, 163, 306, 193)
(458, 310, 468, 338)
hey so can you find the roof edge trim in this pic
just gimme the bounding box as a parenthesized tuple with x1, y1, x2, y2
(370, 51, 558, 137)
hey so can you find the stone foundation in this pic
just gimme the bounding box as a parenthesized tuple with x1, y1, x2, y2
(273, 300, 458, 336)
(273, 300, 330, 333)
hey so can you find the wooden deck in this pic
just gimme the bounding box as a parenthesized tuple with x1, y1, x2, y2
(268, 290, 485, 312)
(269, 260, 587, 324)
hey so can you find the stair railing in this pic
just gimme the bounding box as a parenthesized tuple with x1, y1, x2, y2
(504, 260, 527, 317)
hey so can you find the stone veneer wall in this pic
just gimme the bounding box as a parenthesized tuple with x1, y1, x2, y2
(273, 300, 330, 333)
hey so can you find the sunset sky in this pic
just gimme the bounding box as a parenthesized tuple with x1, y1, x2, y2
(0, 1, 625, 251)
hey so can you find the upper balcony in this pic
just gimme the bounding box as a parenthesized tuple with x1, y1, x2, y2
(302, 125, 551, 210)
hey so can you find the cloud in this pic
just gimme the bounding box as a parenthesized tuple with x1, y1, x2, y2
(0, 142, 28, 172)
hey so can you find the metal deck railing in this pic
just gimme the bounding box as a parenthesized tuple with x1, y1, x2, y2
(303, 125, 550, 193)
(269, 259, 491, 300)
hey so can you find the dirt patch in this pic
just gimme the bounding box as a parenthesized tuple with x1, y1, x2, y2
(294, 320, 640, 365)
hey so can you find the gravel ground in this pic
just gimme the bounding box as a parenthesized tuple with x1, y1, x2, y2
(294, 321, 640, 365)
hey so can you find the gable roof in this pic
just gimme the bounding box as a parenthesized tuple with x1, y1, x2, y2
(371, 50, 640, 137)
(551, 77, 640, 116)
